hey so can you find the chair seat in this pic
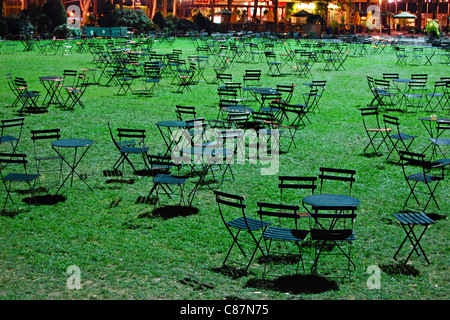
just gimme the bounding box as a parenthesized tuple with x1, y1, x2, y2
(227, 216, 271, 231)
(263, 226, 308, 242)
(153, 174, 186, 185)
(0, 135, 18, 144)
(120, 146, 149, 154)
(407, 173, 443, 183)
(35, 155, 63, 161)
(2, 172, 39, 182)
(390, 133, 415, 140)
(311, 229, 355, 241)
(367, 128, 391, 132)
(429, 138, 450, 145)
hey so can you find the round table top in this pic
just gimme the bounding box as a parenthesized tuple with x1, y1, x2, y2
(419, 117, 450, 122)
(39, 76, 63, 81)
(52, 138, 94, 148)
(156, 120, 187, 128)
(181, 147, 233, 157)
(302, 194, 361, 208)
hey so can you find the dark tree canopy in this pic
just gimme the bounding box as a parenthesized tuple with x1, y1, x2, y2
(42, 0, 66, 31)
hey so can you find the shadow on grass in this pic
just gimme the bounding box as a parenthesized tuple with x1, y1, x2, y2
(245, 274, 339, 295)
(152, 205, 199, 220)
(380, 263, 420, 277)
(24, 194, 67, 206)
(211, 265, 249, 279)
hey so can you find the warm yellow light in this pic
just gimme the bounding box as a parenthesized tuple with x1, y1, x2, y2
(328, 3, 338, 10)
(296, 3, 316, 11)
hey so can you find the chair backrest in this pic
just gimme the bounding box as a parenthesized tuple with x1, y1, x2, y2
(311, 205, 357, 232)
(366, 75, 375, 91)
(214, 190, 248, 225)
(218, 88, 238, 104)
(257, 202, 301, 228)
(276, 84, 295, 103)
(398, 151, 442, 179)
(243, 70, 261, 85)
(435, 119, 450, 139)
(374, 79, 392, 91)
(63, 69, 78, 87)
(278, 176, 317, 203)
(0, 153, 30, 176)
(75, 73, 88, 88)
(146, 154, 180, 173)
(360, 106, 381, 130)
(411, 74, 428, 82)
(117, 128, 146, 144)
(382, 73, 399, 80)
(383, 114, 400, 132)
(1, 117, 25, 151)
(318, 167, 356, 195)
(175, 105, 197, 121)
(107, 121, 119, 150)
(31, 128, 61, 158)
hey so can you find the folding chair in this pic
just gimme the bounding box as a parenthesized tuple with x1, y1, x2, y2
(242, 69, 262, 87)
(6, 73, 22, 108)
(302, 80, 326, 112)
(30, 129, 64, 185)
(180, 64, 200, 93)
(424, 50, 435, 66)
(402, 82, 426, 112)
(248, 111, 289, 152)
(1, 118, 25, 154)
(256, 202, 309, 277)
(383, 115, 416, 162)
(424, 81, 447, 112)
(264, 51, 283, 77)
(278, 175, 317, 209)
(395, 47, 408, 65)
(399, 151, 445, 212)
(359, 107, 391, 155)
(409, 47, 423, 66)
(214, 190, 272, 273)
(294, 51, 315, 77)
(139, 62, 164, 96)
(373, 79, 398, 109)
(64, 73, 88, 110)
(13, 78, 41, 113)
(392, 212, 436, 265)
(175, 105, 197, 121)
(333, 50, 349, 70)
(114, 69, 135, 95)
(276, 84, 295, 104)
(318, 167, 356, 196)
(310, 205, 357, 279)
(146, 154, 187, 207)
(107, 122, 149, 174)
(0, 153, 40, 211)
(425, 119, 450, 161)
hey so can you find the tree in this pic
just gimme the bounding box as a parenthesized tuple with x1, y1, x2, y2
(42, 0, 67, 32)
(252, 0, 258, 23)
(117, 8, 156, 34)
(80, 0, 92, 26)
(416, 0, 424, 32)
(97, 0, 118, 27)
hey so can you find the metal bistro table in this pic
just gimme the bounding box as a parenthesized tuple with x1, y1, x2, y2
(39, 76, 64, 107)
(156, 120, 188, 156)
(302, 193, 361, 228)
(419, 117, 450, 138)
(51, 138, 94, 193)
(302, 193, 360, 274)
(180, 146, 234, 204)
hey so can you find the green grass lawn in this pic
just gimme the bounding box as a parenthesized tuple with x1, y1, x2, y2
(0, 37, 448, 301)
